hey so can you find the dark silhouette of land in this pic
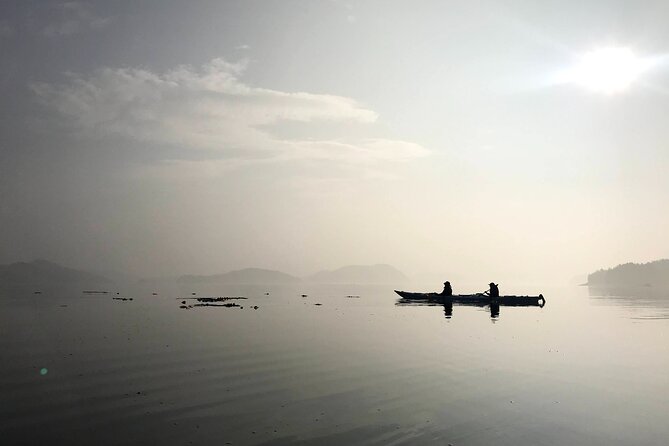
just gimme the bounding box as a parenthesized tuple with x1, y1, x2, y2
(0, 259, 110, 290)
(587, 259, 669, 287)
(0, 260, 411, 290)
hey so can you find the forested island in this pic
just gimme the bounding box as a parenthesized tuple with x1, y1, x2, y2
(587, 259, 669, 287)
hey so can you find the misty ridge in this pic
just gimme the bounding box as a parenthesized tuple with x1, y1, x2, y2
(179, 264, 407, 284)
(0, 260, 409, 289)
(0, 260, 111, 288)
(5, 259, 669, 291)
(587, 259, 669, 288)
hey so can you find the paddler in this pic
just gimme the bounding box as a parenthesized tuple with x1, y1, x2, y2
(486, 282, 499, 299)
(441, 281, 452, 296)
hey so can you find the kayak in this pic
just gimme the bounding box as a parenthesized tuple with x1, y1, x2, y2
(394, 290, 545, 307)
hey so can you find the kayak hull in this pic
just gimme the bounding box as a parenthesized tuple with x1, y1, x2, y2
(394, 290, 545, 307)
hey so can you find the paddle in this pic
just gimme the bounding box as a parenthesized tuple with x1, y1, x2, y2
(480, 284, 498, 296)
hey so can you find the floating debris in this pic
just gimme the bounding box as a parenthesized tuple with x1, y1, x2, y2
(345, 295, 360, 298)
(193, 303, 241, 308)
(34, 291, 42, 295)
(83, 290, 108, 294)
(180, 297, 247, 309)
(113, 297, 133, 301)
(191, 292, 197, 295)
(189, 297, 247, 302)
(314, 303, 322, 306)
(152, 292, 158, 296)
(253, 305, 259, 310)
(301, 294, 308, 297)
(264, 292, 270, 295)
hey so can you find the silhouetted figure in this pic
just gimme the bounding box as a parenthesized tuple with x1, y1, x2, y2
(486, 282, 499, 299)
(441, 281, 452, 296)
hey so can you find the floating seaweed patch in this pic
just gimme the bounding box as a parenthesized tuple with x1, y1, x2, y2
(193, 303, 241, 308)
(178, 296, 248, 309)
(193, 296, 247, 302)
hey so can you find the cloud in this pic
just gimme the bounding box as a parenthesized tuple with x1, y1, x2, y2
(42, 2, 111, 37)
(33, 57, 428, 172)
(291, 139, 429, 163)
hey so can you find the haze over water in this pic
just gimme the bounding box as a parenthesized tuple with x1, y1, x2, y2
(2, 284, 669, 445)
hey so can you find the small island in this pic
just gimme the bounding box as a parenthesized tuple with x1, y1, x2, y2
(587, 259, 669, 287)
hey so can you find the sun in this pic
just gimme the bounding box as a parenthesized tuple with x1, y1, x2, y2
(562, 47, 650, 94)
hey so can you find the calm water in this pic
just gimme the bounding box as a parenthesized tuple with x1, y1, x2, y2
(1, 284, 668, 445)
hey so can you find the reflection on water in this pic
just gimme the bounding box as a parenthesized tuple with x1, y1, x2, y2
(588, 285, 669, 319)
(396, 297, 537, 320)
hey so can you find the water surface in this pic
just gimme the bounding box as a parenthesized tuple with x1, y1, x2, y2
(1, 284, 668, 445)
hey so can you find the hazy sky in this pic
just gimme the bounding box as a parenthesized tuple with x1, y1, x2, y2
(1, 0, 668, 283)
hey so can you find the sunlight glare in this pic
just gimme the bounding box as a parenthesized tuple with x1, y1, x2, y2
(564, 47, 648, 94)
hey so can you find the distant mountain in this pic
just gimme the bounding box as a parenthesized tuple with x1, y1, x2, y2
(0, 259, 111, 288)
(178, 268, 301, 284)
(587, 259, 669, 287)
(308, 264, 408, 284)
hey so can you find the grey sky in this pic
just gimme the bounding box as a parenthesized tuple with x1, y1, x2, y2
(1, 0, 668, 282)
